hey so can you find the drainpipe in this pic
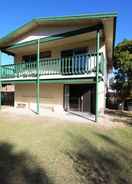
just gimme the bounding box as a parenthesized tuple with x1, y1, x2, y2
(95, 29, 100, 122)
(36, 39, 40, 114)
(0, 50, 2, 110)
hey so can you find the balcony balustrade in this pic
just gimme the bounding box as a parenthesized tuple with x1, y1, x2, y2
(1, 52, 105, 80)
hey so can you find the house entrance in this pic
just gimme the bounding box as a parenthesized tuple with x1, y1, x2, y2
(64, 84, 96, 114)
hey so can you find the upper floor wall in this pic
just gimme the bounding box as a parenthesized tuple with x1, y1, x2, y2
(15, 37, 105, 62)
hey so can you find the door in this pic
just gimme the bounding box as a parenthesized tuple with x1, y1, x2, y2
(68, 84, 95, 114)
(61, 49, 73, 74)
(81, 90, 91, 112)
(61, 47, 88, 75)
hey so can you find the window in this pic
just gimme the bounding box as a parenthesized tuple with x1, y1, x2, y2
(61, 49, 73, 58)
(74, 47, 88, 56)
(22, 54, 36, 63)
(61, 47, 88, 57)
(22, 51, 51, 63)
(40, 51, 51, 60)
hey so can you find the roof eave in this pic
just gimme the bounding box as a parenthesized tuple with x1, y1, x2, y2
(0, 12, 117, 49)
(36, 12, 117, 22)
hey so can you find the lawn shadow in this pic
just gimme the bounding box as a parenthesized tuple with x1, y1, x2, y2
(112, 117, 132, 126)
(0, 142, 53, 184)
(92, 132, 130, 161)
(65, 131, 132, 184)
(105, 109, 132, 126)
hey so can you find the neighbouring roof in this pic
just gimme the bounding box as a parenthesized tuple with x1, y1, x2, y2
(0, 12, 117, 50)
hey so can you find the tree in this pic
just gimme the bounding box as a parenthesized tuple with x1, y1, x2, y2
(112, 39, 132, 106)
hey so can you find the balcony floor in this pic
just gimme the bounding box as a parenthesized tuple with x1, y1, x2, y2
(1, 73, 104, 84)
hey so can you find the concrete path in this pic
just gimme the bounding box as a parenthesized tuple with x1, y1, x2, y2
(0, 106, 131, 128)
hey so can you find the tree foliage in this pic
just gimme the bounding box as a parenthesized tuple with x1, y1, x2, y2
(113, 39, 132, 99)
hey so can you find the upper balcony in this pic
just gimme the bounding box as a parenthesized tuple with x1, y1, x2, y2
(0, 13, 117, 85)
(0, 52, 105, 82)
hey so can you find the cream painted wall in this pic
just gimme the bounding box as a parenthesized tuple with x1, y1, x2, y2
(15, 82, 105, 114)
(15, 83, 64, 112)
(14, 38, 106, 114)
(15, 38, 106, 62)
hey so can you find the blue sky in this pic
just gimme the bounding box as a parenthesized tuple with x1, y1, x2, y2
(0, 0, 131, 64)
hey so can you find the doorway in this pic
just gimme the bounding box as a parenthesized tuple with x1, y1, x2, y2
(64, 84, 95, 114)
(61, 47, 88, 75)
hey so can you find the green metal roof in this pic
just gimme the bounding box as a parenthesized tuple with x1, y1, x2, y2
(34, 12, 117, 21)
(0, 12, 117, 49)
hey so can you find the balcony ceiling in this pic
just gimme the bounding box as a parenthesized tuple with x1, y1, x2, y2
(6, 31, 103, 54)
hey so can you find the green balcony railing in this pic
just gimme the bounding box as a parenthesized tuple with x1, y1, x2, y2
(1, 52, 105, 79)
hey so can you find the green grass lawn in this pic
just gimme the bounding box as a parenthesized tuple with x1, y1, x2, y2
(0, 117, 132, 184)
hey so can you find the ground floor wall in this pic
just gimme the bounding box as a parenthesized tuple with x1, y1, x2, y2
(15, 83, 64, 113)
(15, 82, 105, 115)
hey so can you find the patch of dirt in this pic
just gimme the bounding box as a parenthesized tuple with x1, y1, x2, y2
(0, 107, 131, 129)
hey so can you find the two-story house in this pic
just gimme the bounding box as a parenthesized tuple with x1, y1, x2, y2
(0, 12, 117, 121)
